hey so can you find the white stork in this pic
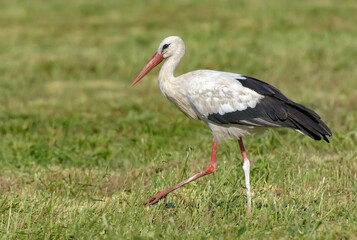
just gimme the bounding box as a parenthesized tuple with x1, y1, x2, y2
(131, 36, 332, 214)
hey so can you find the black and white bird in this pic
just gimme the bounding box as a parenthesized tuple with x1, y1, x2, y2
(131, 36, 332, 214)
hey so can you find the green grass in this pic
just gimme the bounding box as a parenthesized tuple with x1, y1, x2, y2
(0, 0, 356, 239)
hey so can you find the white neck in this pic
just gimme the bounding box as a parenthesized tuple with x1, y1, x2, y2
(158, 52, 184, 84)
(158, 59, 175, 83)
(157, 38, 186, 98)
(155, 39, 200, 119)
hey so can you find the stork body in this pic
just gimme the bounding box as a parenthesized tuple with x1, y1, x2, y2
(131, 36, 332, 214)
(159, 70, 265, 142)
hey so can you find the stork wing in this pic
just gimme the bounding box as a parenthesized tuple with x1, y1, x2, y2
(187, 73, 281, 127)
(187, 72, 332, 142)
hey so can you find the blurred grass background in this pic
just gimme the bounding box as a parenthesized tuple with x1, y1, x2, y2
(0, 0, 356, 239)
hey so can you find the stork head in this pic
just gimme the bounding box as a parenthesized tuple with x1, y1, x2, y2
(131, 36, 185, 87)
(157, 36, 185, 59)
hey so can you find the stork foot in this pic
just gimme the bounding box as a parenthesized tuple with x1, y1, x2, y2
(145, 190, 169, 206)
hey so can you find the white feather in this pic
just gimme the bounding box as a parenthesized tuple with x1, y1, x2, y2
(295, 129, 305, 135)
(184, 70, 263, 118)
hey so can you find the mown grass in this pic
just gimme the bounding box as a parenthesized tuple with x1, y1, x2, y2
(0, 0, 356, 239)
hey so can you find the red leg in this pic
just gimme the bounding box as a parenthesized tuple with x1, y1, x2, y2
(238, 138, 252, 216)
(145, 140, 218, 205)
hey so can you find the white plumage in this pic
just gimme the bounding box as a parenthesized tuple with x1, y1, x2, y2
(186, 71, 263, 115)
(182, 71, 265, 142)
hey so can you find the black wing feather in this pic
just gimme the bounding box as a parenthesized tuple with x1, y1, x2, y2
(207, 76, 332, 142)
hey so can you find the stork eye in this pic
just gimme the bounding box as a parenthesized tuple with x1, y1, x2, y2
(162, 43, 170, 51)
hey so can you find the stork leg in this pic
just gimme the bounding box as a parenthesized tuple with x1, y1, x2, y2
(145, 141, 217, 205)
(238, 138, 252, 216)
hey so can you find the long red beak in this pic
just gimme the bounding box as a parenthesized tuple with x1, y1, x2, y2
(131, 52, 164, 87)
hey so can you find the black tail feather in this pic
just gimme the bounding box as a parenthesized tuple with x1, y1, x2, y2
(238, 76, 332, 142)
(280, 102, 332, 143)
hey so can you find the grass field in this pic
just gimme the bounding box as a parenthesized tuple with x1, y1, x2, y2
(0, 0, 356, 239)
